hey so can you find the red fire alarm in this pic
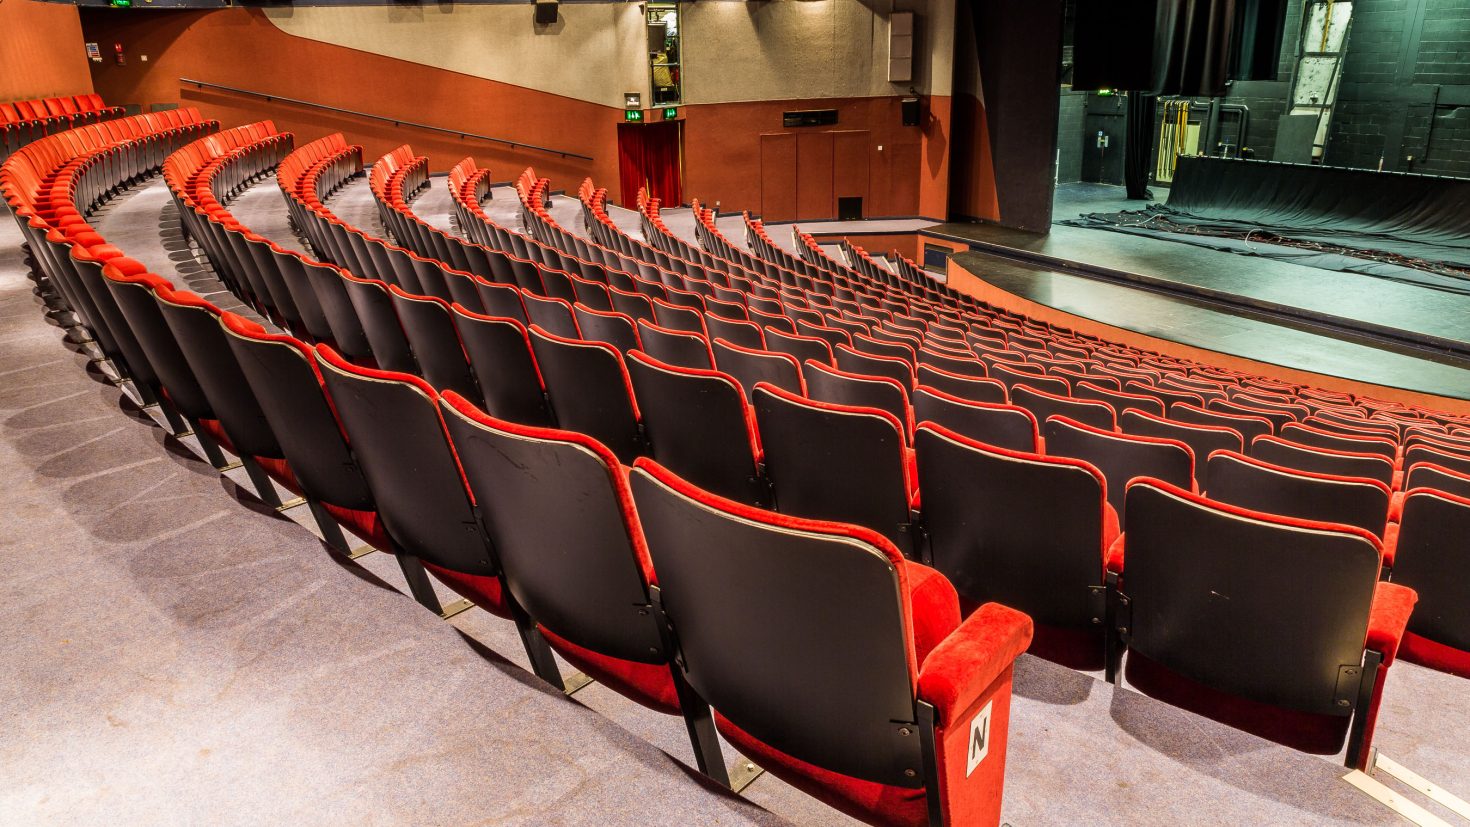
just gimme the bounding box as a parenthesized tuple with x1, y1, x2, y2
(114, 42, 126, 66)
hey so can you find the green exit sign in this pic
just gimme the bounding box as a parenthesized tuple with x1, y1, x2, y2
(110, 0, 132, 6)
(624, 109, 644, 122)
(663, 107, 678, 120)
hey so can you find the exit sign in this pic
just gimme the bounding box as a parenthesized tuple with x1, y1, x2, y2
(624, 109, 644, 122)
(663, 107, 678, 120)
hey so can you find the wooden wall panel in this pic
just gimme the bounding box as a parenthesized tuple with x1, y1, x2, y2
(0, 0, 93, 102)
(796, 131, 835, 221)
(759, 133, 798, 222)
(832, 130, 871, 217)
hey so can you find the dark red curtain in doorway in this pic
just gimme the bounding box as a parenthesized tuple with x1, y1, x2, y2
(617, 121, 683, 208)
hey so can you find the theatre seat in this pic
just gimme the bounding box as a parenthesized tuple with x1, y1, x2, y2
(804, 359, 914, 441)
(1385, 488, 1470, 679)
(916, 364, 1007, 404)
(916, 422, 1114, 668)
(314, 344, 515, 619)
(630, 458, 1033, 827)
(437, 394, 732, 780)
(754, 383, 919, 559)
(913, 387, 1038, 453)
(1043, 416, 1194, 514)
(1111, 479, 1414, 768)
(528, 325, 645, 463)
(712, 337, 805, 397)
(626, 350, 769, 507)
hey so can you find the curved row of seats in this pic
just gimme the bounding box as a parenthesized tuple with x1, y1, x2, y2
(1, 93, 123, 160)
(0, 118, 1458, 827)
(6, 120, 1037, 827)
(299, 137, 1431, 771)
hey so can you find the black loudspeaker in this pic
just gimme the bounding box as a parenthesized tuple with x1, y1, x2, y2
(534, 0, 559, 26)
(901, 97, 920, 127)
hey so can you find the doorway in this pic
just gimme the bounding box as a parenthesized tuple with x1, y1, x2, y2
(618, 120, 683, 208)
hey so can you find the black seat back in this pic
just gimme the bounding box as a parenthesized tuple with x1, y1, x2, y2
(103, 272, 213, 419)
(913, 386, 1037, 452)
(388, 287, 481, 404)
(528, 325, 644, 463)
(916, 423, 1105, 626)
(625, 351, 768, 506)
(523, 293, 581, 339)
(636, 319, 714, 370)
(1044, 416, 1193, 514)
(915, 364, 1007, 404)
(314, 345, 494, 574)
(220, 314, 374, 510)
(1120, 408, 1242, 487)
(448, 304, 553, 426)
(1250, 435, 1395, 488)
(763, 326, 832, 367)
(1122, 480, 1379, 715)
(340, 273, 418, 374)
(803, 360, 911, 439)
(1391, 489, 1470, 652)
(1011, 384, 1115, 431)
(712, 338, 804, 398)
(1172, 401, 1273, 444)
(753, 383, 915, 557)
(440, 395, 664, 661)
(1203, 451, 1390, 538)
(573, 304, 641, 353)
(629, 459, 923, 787)
(834, 344, 914, 389)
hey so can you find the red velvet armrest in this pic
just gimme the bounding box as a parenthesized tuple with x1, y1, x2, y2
(917, 603, 1033, 729)
(1380, 522, 1399, 571)
(1365, 582, 1416, 666)
(1105, 533, 1126, 576)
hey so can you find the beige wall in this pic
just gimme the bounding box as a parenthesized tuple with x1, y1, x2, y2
(264, 0, 954, 109)
(681, 0, 952, 104)
(262, 3, 648, 108)
(0, 0, 93, 102)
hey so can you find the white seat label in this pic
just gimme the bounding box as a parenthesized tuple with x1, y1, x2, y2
(966, 700, 993, 777)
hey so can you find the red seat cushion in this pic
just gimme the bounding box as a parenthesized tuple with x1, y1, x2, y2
(1399, 632, 1470, 679)
(538, 626, 681, 714)
(421, 561, 510, 618)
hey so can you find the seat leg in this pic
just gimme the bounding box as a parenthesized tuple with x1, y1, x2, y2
(1344, 649, 1385, 770)
(188, 416, 231, 470)
(239, 455, 284, 507)
(158, 400, 191, 436)
(509, 602, 565, 689)
(671, 667, 731, 788)
(395, 553, 443, 614)
(306, 498, 352, 553)
(1104, 572, 1125, 684)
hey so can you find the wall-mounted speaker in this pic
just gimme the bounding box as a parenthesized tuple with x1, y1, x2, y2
(901, 97, 920, 127)
(534, 0, 559, 26)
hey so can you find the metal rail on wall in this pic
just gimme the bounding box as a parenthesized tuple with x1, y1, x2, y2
(180, 77, 594, 161)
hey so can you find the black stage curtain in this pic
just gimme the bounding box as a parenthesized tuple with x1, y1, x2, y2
(1091, 157, 1470, 271)
(1124, 93, 1154, 200)
(1073, 0, 1288, 96)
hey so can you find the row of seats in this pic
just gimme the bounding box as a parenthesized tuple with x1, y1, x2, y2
(351, 141, 1434, 766)
(7, 120, 1035, 827)
(5, 110, 1458, 822)
(1, 93, 123, 159)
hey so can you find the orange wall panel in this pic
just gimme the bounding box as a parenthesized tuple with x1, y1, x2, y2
(759, 133, 798, 222)
(0, 0, 93, 102)
(796, 131, 835, 220)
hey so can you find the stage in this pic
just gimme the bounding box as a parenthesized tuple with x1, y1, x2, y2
(921, 166, 1470, 406)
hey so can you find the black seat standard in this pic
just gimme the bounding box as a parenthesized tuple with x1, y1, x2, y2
(913, 386, 1038, 453)
(916, 422, 1114, 668)
(753, 383, 919, 559)
(437, 394, 731, 782)
(1043, 416, 1194, 514)
(625, 350, 769, 506)
(448, 304, 554, 427)
(712, 337, 805, 398)
(1111, 478, 1413, 769)
(629, 457, 1033, 827)
(527, 325, 646, 463)
(1389, 488, 1470, 679)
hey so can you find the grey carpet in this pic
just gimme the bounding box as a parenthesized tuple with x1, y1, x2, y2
(408, 174, 463, 240)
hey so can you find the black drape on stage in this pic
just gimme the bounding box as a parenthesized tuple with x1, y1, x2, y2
(1073, 0, 1289, 97)
(1124, 93, 1155, 200)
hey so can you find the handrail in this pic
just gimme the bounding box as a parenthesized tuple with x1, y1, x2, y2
(180, 77, 594, 161)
